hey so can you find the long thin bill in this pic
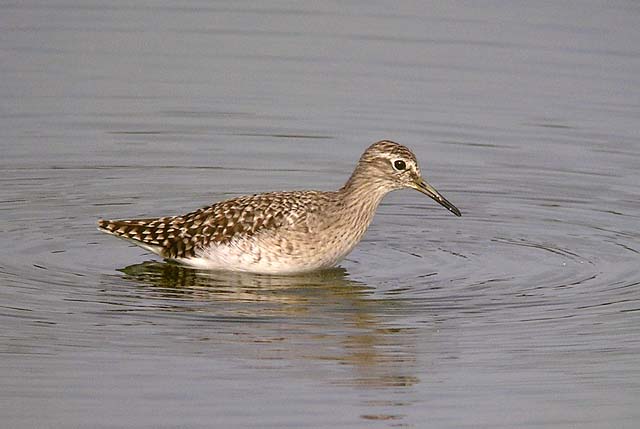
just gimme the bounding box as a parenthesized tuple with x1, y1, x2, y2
(415, 180, 462, 217)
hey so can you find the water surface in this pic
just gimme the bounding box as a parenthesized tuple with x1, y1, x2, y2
(1, 1, 639, 428)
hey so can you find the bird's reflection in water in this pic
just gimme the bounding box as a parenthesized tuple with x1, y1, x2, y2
(117, 261, 421, 392)
(119, 261, 370, 307)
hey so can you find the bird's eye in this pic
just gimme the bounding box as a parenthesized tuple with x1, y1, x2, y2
(393, 159, 406, 171)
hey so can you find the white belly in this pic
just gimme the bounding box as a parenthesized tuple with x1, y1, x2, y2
(176, 226, 365, 275)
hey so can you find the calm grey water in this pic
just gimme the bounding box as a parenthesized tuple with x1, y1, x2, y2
(2, 1, 639, 428)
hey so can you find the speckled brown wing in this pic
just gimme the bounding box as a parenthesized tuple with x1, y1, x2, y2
(98, 191, 327, 259)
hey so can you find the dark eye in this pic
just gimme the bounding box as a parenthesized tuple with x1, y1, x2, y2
(393, 160, 406, 171)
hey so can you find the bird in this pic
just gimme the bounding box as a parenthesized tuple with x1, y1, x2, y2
(98, 140, 461, 274)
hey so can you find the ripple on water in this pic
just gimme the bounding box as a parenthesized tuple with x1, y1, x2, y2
(1, 163, 639, 354)
(0, 164, 638, 429)
(344, 175, 640, 329)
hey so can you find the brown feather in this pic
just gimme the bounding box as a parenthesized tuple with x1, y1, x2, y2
(98, 191, 331, 259)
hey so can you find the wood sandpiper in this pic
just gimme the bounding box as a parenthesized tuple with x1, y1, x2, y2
(98, 140, 461, 274)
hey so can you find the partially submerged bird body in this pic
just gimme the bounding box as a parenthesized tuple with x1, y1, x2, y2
(98, 140, 461, 274)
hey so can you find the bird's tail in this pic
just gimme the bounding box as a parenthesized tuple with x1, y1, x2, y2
(97, 218, 167, 256)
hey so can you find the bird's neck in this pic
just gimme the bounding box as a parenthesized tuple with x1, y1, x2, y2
(337, 169, 391, 223)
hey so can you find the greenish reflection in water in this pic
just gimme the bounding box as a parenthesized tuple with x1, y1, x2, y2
(118, 261, 421, 391)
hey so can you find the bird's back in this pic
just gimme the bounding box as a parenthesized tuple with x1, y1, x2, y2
(97, 190, 336, 261)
